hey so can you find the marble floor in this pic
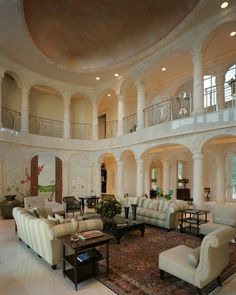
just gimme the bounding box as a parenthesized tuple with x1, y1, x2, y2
(0, 218, 236, 295)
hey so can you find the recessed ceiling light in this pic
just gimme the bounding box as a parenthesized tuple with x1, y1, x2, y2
(221, 2, 228, 8)
(162, 67, 166, 71)
(107, 93, 111, 97)
(230, 31, 236, 37)
(114, 73, 119, 77)
(96, 76, 100, 80)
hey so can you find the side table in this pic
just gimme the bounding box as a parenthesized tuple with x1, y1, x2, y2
(179, 209, 209, 237)
(59, 233, 113, 290)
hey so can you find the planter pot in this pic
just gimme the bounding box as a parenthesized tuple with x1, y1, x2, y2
(0, 195, 21, 219)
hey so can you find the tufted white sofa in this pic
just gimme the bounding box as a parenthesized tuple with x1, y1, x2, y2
(13, 207, 103, 269)
(117, 197, 189, 230)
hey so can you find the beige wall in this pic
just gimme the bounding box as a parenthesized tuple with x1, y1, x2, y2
(71, 97, 92, 124)
(29, 89, 63, 120)
(2, 74, 21, 111)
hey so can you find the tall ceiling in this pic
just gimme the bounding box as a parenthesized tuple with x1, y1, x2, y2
(23, 0, 199, 72)
(0, 0, 235, 88)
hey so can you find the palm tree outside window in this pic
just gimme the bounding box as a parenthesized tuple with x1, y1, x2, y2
(224, 64, 236, 107)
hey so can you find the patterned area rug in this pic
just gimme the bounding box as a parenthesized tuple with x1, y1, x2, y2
(97, 226, 236, 295)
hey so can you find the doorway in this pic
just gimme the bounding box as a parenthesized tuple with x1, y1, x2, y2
(31, 153, 63, 203)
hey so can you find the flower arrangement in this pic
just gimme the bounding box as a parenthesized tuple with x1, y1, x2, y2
(95, 199, 122, 223)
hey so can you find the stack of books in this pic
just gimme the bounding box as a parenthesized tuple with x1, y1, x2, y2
(79, 230, 104, 240)
(77, 248, 102, 263)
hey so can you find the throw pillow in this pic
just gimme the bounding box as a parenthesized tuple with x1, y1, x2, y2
(55, 213, 66, 224)
(187, 247, 200, 268)
(47, 215, 60, 225)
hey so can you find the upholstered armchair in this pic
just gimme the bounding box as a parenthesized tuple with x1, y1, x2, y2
(159, 227, 236, 292)
(200, 203, 236, 236)
(63, 196, 82, 217)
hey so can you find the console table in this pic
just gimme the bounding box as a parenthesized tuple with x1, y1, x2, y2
(179, 209, 209, 237)
(59, 233, 113, 290)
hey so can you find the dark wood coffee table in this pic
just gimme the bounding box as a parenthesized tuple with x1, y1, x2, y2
(104, 220, 145, 244)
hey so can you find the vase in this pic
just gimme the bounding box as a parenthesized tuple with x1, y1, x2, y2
(131, 204, 138, 221)
(0, 195, 21, 219)
(124, 206, 130, 220)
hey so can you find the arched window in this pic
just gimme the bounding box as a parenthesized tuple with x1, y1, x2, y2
(203, 75, 216, 110)
(224, 64, 236, 104)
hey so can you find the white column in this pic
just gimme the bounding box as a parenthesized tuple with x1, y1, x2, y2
(94, 162, 101, 196)
(116, 160, 124, 198)
(20, 87, 30, 132)
(63, 99, 70, 138)
(192, 153, 204, 209)
(135, 81, 145, 130)
(215, 155, 225, 203)
(162, 159, 170, 193)
(136, 158, 144, 197)
(144, 162, 150, 197)
(216, 72, 225, 110)
(92, 102, 98, 140)
(117, 94, 124, 136)
(192, 48, 204, 115)
(0, 159, 4, 198)
(0, 74, 4, 127)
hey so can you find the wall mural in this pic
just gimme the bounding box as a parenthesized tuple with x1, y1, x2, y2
(38, 152, 55, 199)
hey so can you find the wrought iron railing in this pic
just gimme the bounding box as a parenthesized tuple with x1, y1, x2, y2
(29, 115, 63, 138)
(2, 107, 21, 130)
(144, 99, 172, 127)
(71, 122, 92, 140)
(124, 113, 137, 134)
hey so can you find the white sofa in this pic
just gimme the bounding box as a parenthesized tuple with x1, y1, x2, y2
(117, 197, 189, 230)
(13, 207, 103, 269)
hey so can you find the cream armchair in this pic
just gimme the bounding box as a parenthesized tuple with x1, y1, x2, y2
(159, 227, 236, 292)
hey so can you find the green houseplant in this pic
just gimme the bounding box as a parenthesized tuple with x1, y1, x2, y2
(96, 199, 122, 224)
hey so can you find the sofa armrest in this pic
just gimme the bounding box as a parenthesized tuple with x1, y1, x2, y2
(164, 200, 189, 229)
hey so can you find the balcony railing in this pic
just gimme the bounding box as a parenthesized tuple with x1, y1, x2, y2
(29, 115, 63, 138)
(71, 122, 92, 140)
(124, 113, 137, 134)
(2, 107, 21, 130)
(144, 99, 173, 128)
(98, 120, 118, 139)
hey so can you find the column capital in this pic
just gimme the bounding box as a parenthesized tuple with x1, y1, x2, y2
(135, 80, 144, 91)
(21, 86, 30, 96)
(192, 152, 203, 160)
(136, 158, 143, 164)
(117, 93, 124, 101)
(64, 98, 71, 108)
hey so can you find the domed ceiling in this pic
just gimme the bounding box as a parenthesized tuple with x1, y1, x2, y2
(23, 0, 199, 72)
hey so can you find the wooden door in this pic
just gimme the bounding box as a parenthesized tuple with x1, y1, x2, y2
(31, 155, 38, 196)
(55, 157, 62, 203)
(98, 114, 106, 139)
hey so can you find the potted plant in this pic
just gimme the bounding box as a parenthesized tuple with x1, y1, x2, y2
(95, 198, 122, 225)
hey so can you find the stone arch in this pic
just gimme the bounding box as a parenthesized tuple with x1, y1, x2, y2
(120, 150, 136, 197)
(29, 84, 64, 137)
(202, 20, 236, 65)
(96, 89, 118, 139)
(97, 152, 116, 195)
